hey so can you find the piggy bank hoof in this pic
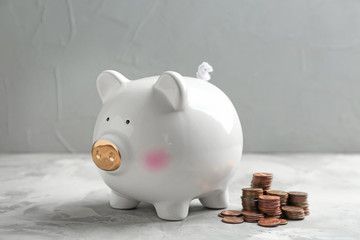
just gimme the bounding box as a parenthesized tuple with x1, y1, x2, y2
(110, 191, 140, 209)
(154, 200, 190, 221)
(199, 189, 229, 209)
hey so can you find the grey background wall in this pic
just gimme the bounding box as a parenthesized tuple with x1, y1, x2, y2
(1, 0, 360, 153)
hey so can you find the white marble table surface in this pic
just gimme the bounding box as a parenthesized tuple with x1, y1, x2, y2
(0, 154, 359, 240)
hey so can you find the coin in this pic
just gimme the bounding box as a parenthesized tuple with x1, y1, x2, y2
(241, 187, 263, 212)
(267, 190, 287, 195)
(288, 191, 309, 211)
(267, 190, 289, 205)
(281, 206, 305, 220)
(241, 211, 263, 216)
(257, 217, 281, 227)
(281, 206, 303, 212)
(288, 191, 307, 197)
(251, 173, 273, 190)
(218, 213, 225, 218)
(242, 211, 264, 222)
(253, 173, 273, 178)
(259, 195, 279, 200)
(241, 196, 258, 212)
(279, 219, 288, 225)
(258, 195, 282, 217)
(220, 210, 242, 217)
(242, 188, 263, 198)
(222, 216, 244, 224)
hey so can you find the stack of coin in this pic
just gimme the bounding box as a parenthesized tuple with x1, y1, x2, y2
(242, 188, 263, 198)
(267, 190, 288, 206)
(281, 206, 305, 220)
(299, 205, 310, 216)
(258, 195, 282, 218)
(241, 211, 264, 223)
(288, 191, 309, 215)
(241, 188, 263, 211)
(219, 173, 310, 226)
(251, 173, 273, 190)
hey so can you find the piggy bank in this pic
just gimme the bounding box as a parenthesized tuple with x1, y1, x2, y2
(91, 64, 243, 220)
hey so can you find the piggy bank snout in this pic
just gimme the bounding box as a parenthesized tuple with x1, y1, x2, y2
(91, 140, 121, 171)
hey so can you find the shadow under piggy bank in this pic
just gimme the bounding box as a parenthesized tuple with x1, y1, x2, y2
(50, 201, 211, 226)
(25, 190, 218, 233)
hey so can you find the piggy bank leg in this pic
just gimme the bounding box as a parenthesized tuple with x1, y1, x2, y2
(110, 191, 140, 209)
(199, 188, 228, 209)
(154, 200, 190, 221)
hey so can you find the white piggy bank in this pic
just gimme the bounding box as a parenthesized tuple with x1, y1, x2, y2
(91, 65, 243, 220)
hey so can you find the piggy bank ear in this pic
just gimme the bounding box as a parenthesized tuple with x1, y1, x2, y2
(97, 70, 130, 103)
(154, 71, 187, 111)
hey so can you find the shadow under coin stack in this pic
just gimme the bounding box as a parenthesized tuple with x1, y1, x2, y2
(287, 191, 310, 216)
(251, 173, 273, 190)
(258, 195, 282, 218)
(241, 188, 263, 211)
(266, 190, 288, 206)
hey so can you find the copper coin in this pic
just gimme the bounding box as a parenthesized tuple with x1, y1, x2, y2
(281, 206, 304, 212)
(279, 219, 288, 225)
(288, 191, 308, 197)
(257, 217, 281, 227)
(285, 215, 305, 220)
(260, 209, 281, 213)
(220, 210, 242, 216)
(242, 188, 263, 198)
(241, 196, 259, 201)
(253, 173, 273, 178)
(259, 203, 281, 206)
(242, 207, 258, 212)
(222, 217, 244, 224)
(252, 180, 272, 183)
(218, 213, 225, 218)
(267, 190, 288, 196)
(259, 195, 280, 201)
(241, 211, 262, 216)
(242, 187, 263, 192)
(251, 183, 272, 187)
(244, 219, 260, 223)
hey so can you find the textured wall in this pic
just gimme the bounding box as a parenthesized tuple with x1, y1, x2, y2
(1, 0, 360, 153)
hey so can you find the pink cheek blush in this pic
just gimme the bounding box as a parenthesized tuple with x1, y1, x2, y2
(143, 149, 171, 172)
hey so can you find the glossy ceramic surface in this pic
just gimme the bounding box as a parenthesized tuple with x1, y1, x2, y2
(92, 69, 243, 220)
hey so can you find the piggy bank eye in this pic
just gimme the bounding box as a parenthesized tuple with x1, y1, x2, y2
(126, 120, 130, 124)
(106, 117, 110, 122)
